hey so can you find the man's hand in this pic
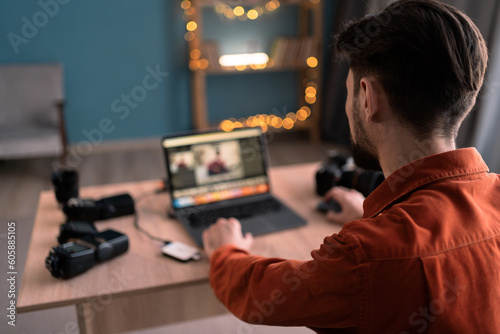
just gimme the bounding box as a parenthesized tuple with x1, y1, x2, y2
(324, 186, 365, 224)
(202, 217, 253, 258)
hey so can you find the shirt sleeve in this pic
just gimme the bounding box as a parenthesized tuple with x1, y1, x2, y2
(208, 233, 362, 329)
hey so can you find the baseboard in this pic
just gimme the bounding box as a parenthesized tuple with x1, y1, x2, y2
(67, 136, 162, 155)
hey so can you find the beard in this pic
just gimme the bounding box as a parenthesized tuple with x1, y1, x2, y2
(351, 100, 382, 172)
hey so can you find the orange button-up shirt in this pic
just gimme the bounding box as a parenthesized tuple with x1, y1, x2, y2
(209, 148, 500, 333)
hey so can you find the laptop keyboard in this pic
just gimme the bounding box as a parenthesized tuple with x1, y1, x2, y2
(187, 198, 283, 229)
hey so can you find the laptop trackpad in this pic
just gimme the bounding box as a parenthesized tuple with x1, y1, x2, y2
(239, 209, 306, 236)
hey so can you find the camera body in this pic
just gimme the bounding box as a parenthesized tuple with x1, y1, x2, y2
(47, 169, 133, 279)
(315, 150, 385, 197)
(63, 194, 135, 222)
(46, 229, 129, 279)
(52, 169, 135, 222)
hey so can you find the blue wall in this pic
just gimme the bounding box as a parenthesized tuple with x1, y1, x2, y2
(0, 0, 190, 144)
(0, 1, 334, 144)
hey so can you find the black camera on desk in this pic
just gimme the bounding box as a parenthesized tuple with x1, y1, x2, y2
(46, 170, 134, 279)
(46, 226, 129, 279)
(315, 150, 385, 197)
(52, 170, 136, 222)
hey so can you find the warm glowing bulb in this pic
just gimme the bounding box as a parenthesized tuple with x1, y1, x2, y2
(198, 59, 209, 69)
(301, 106, 312, 116)
(305, 87, 317, 97)
(220, 120, 234, 132)
(184, 32, 195, 41)
(305, 96, 316, 104)
(307, 57, 318, 68)
(225, 9, 236, 19)
(247, 9, 259, 20)
(307, 82, 318, 89)
(296, 109, 307, 121)
(190, 48, 201, 59)
(181, 1, 191, 10)
(189, 60, 198, 71)
(186, 21, 197, 31)
(267, 1, 277, 10)
(235, 64, 247, 71)
(234, 6, 245, 16)
(283, 118, 294, 129)
(286, 112, 297, 122)
(271, 117, 283, 128)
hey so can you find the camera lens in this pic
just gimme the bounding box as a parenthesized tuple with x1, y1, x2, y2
(353, 170, 385, 197)
(52, 170, 79, 204)
(45, 253, 61, 278)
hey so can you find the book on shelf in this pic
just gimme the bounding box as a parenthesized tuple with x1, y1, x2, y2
(270, 36, 317, 68)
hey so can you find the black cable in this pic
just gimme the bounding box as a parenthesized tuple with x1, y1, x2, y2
(133, 182, 171, 244)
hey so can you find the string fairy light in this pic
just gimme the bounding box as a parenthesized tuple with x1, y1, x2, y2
(181, 0, 321, 133)
(214, 0, 281, 22)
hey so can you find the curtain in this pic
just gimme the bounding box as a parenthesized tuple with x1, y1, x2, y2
(472, 7, 500, 172)
(321, 0, 500, 173)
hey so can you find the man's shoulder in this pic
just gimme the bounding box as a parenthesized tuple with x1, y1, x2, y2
(337, 212, 413, 261)
(339, 181, 500, 262)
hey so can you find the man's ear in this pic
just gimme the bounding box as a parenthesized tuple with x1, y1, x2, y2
(359, 77, 380, 123)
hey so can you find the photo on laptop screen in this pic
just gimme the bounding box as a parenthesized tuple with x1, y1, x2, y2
(163, 128, 269, 209)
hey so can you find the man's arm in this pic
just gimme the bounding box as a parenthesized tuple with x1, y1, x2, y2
(324, 186, 365, 224)
(203, 218, 360, 328)
(203, 217, 253, 258)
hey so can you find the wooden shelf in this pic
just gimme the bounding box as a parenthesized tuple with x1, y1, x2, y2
(187, 0, 324, 143)
(196, 0, 310, 8)
(200, 64, 310, 75)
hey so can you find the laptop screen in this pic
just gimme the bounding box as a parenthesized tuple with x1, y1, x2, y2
(162, 128, 269, 209)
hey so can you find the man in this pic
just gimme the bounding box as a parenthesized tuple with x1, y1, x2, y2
(203, 0, 500, 332)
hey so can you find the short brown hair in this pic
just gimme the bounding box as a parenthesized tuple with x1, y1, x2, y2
(335, 0, 488, 139)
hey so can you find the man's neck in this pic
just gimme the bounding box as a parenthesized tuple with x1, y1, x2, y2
(377, 131, 456, 178)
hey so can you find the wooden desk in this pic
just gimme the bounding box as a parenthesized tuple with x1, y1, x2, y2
(17, 162, 342, 333)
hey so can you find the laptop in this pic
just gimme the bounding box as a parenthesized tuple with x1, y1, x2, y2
(161, 128, 307, 246)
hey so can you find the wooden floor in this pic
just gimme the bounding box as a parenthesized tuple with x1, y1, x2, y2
(0, 131, 347, 334)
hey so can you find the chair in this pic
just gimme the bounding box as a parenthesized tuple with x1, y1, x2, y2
(0, 63, 67, 160)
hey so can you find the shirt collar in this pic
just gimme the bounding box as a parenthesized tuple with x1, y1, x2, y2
(363, 148, 489, 218)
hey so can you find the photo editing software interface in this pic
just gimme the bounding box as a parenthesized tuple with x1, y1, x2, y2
(163, 129, 269, 209)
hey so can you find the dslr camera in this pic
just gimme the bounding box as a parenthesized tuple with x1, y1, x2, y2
(315, 150, 385, 197)
(51, 170, 135, 222)
(45, 170, 134, 279)
(46, 228, 129, 279)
